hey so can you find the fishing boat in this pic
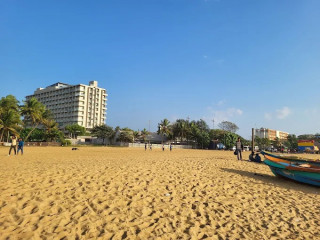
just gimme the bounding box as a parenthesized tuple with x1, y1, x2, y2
(261, 151, 320, 187)
(261, 151, 320, 166)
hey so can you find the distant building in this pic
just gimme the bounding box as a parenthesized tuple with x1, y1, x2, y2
(26, 81, 107, 129)
(255, 128, 289, 141)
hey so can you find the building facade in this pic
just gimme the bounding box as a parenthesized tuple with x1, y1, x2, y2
(26, 81, 107, 129)
(255, 128, 289, 141)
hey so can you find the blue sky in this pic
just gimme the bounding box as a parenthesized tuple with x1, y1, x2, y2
(1, 0, 320, 139)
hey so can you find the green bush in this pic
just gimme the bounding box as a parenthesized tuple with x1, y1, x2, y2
(61, 139, 71, 146)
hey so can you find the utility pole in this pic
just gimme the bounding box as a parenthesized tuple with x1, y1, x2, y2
(212, 118, 215, 129)
(148, 120, 151, 144)
(252, 128, 255, 153)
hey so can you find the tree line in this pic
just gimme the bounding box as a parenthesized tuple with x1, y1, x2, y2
(1, 94, 251, 149)
(88, 119, 247, 149)
(3, 94, 306, 150)
(157, 118, 247, 149)
(254, 135, 298, 151)
(0, 95, 86, 144)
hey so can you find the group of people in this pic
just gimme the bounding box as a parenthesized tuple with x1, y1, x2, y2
(235, 137, 261, 163)
(144, 143, 173, 151)
(8, 135, 24, 156)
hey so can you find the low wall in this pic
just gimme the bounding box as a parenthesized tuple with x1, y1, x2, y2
(25, 142, 61, 147)
(127, 143, 193, 149)
(0, 142, 61, 147)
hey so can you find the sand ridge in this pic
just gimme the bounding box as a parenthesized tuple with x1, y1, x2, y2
(0, 147, 319, 239)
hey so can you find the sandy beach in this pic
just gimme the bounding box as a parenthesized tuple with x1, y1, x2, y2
(0, 147, 319, 240)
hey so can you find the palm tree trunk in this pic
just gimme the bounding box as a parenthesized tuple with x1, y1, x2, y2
(0, 129, 4, 142)
(25, 123, 39, 142)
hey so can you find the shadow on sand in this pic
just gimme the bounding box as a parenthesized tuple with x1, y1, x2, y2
(221, 167, 319, 194)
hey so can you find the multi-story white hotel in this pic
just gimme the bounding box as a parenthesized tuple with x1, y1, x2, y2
(255, 128, 289, 141)
(26, 81, 107, 129)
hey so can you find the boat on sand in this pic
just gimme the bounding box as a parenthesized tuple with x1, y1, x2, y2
(261, 151, 320, 187)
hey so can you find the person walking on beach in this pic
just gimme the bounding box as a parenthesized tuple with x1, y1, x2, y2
(150, 144, 152, 151)
(8, 135, 17, 156)
(17, 138, 24, 155)
(236, 137, 243, 160)
(170, 144, 172, 151)
(145, 142, 147, 151)
(162, 144, 165, 151)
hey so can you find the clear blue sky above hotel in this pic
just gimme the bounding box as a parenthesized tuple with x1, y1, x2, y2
(1, 0, 320, 138)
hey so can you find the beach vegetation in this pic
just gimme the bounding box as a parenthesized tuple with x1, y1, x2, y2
(210, 128, 249, 149)
(158, 119, 172, 143)
(140, 128, 150, 143)
(169, 119, 212, 149)
(60, 139, 72, 146)
(222, 132, 238, 149)
(0, 95, 66, 143)
(188, 121, 210, 149)
(20, 98, 65, 142)
(209, 129, 225, 141)
(272, 137, 281, 150)
(20, 97, 46, 141)
(0, 95, 21, 141)
(41, 110, 64, 142)
(218, 121, 239, 133)
(133, 130, 140, 142)
(19, 128, 44, 141)
(91, 124, 116, 145)
(172, 119, 189, 142)
(65, 124, 86, 139)
(0, 109, 22, 141)
(284, 134, 298, 150)
(117, 128, 134, 143)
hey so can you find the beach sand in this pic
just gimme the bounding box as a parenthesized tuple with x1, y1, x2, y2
(0, 147, 319, 240)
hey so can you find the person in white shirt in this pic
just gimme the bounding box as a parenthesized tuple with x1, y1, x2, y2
(8, 135, 17, 156)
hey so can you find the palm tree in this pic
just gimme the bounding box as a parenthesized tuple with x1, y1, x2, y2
(0, 95, 21, 142)
(273, 137, 281, 150)
(174, 119, 189, 142)
(140, 128, 149, 143)
(0, 95, 20, 112)
(0, 109, 21, 142)
(0, 107, 4, 133)
(42, 118, 60, 141)
(0, 118, 3, 132)
(133, 131, 140, 143)
(158, 118, 171, 143)
(20, 97, 46, 141)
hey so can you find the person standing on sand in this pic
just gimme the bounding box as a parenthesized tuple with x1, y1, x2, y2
(8, 135, 17, 156)
(236, 137, 243, 160)
(150, 144, 152, 151)
(145, 142, 147, 151)
(162, 144, 165, 151)
(170, 144, 172, 151)
(17, 138, 24, 155)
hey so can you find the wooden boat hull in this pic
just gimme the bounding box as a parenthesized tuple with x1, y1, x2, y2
(264, 160, 320, 186)
(261, 151, 320, 174)
(261, 151, 320, 166)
